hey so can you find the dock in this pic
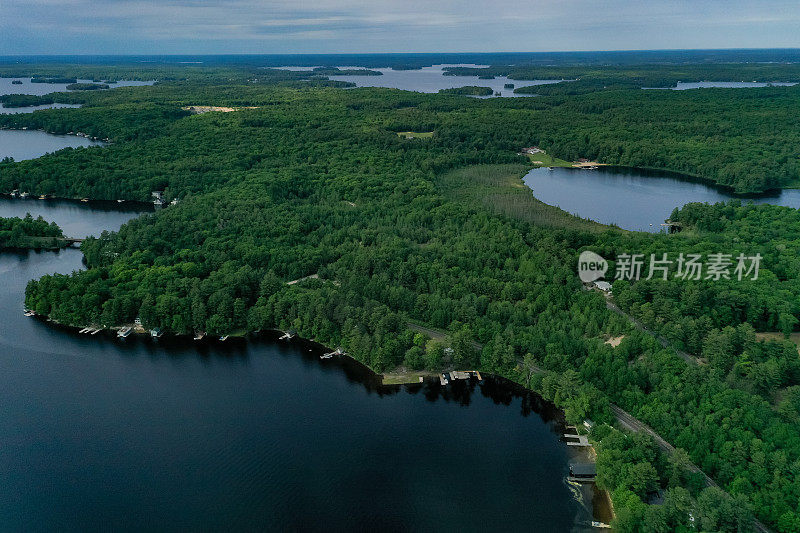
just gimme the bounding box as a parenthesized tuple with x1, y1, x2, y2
(321, 347, 346, 359)
(564, 433, 591, 447)
(568, 462, 596, 482)
(439, 373, 449, 385)
(278, 330, 295, 340)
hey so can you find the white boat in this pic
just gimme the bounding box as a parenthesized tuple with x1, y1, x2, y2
(117, 327, 132, 338)
(219, 335, 229, 341)
(320, 353, 333, 359)
(23, 309, 35, 317)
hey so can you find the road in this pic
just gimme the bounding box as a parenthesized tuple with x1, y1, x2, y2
(605, 299, 701, 366)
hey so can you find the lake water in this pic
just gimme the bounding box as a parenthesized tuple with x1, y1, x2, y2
(0, 78, 155, 96)
(0, 198, 598, 531)
(0, 103, 81, 114)
(524, 166, 800, 232)
(645, 81, 797, 90)
(275, 65, 564, 97)
(0, 129, 106, 161)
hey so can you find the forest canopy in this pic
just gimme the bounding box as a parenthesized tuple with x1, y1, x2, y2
(4, 59, 800, 531)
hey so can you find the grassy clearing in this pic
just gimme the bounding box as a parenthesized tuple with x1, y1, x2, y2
(437, 164, 613, 233)
(397, 131, 433, 139)
(756, 331, 800, 353)
(382, 370, 435, 385)
(526, 151, 572, 167)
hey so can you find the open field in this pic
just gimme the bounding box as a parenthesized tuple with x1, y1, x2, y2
(437, 164, 612, 233)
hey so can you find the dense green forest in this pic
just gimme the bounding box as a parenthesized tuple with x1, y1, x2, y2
(0, 94, 56, 107)
(0, 214, 64, 249)
(445, 63, 800, 91)
(438, 86, 493, 96)
(5, 60, 800, 530)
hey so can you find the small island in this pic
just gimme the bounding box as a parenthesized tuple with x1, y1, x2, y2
(11, 80, 23, 85)
(0, 214, 67, 250)
(438, 86, 494, 96)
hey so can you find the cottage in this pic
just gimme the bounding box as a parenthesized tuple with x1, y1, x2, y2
(593, 280, 612, 293)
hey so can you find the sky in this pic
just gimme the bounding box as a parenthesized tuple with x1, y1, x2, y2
(2, 0, 800, 55)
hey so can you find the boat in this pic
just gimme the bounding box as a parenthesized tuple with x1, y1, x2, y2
(39, 195, 46, 200)
(193, 331, 205, 341)
(23, 309, 35, 317)
(80, 198, 89, 202)
(279, 330, 296, 340)
(117, 199, 124, 203)
(19, 192, 28, 198)
(548, 167, 554, 171)
(320, 353, 333, 359)
(150, 328, 163, 339)
(117, 326, 132, 338)
(219, 335, 229, 341)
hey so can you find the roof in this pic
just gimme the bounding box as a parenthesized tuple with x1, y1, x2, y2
(569, 463, 596, 476)
(594, 281, 612, 291)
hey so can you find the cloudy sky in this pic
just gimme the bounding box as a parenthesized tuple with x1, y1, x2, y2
(2, 0, 799, 55)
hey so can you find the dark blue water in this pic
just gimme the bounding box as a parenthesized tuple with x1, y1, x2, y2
(524, 166, 800, 232)
(0, 198, 593, 531)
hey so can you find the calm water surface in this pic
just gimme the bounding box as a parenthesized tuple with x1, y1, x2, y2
(0, 78, 155, 96)
(524, 166, 800, 232)
(276, 65, 564, 97)
(645, 81, 797, 90)
(0, 129, 106, 161)
(0, 198, 594, 531)
(0, 103, 81, 114)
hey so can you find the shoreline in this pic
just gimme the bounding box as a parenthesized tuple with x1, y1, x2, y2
(24, 310, 614, 525)
(0, 125, 112, 144)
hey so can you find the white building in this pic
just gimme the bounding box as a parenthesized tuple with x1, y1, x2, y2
(593, 280, 612, 293)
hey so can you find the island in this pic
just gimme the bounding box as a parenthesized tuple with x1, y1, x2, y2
(437, 85, 493, 96)
(0, 214, 66, 250)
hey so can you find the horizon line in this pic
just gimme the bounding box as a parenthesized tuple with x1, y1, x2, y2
(2, 47, 800, 57)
